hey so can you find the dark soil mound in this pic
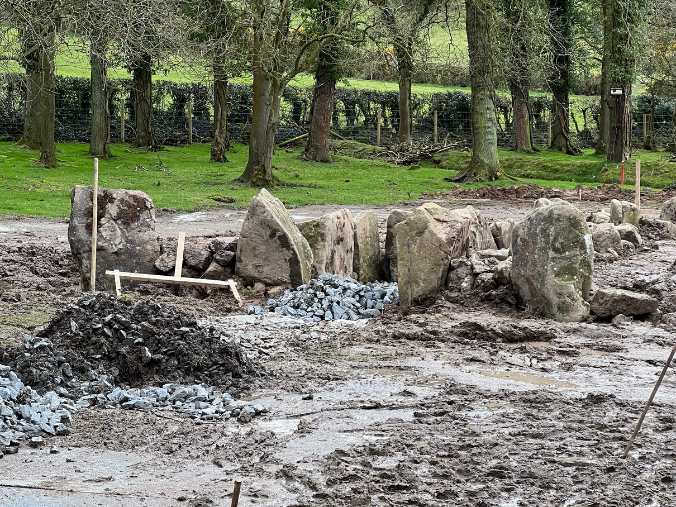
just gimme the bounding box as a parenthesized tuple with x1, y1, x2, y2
(2, 294, 257, 394)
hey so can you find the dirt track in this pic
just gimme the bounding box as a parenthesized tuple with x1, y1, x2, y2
(2, 197, 676, 506)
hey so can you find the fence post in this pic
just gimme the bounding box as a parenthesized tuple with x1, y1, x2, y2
(434, 109, 438, 145)
(376, 108, 381, 147)
(188, 101, 193, 145)
(548, 112, 552, 148)
(643, 114, 647, 145)
(635, 159, 641, 210)
(120, 99, 125, 143)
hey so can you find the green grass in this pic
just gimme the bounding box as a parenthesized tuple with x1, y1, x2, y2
(0, 142, 455, 217)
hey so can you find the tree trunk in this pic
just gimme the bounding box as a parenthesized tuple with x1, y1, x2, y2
(644, 96, 655, 150)
(89, 44, 111, 158)
(131, 55, 158, 149)
(37, 34, 57, 168)
(211, 64, 230, 163)
(595, 0, 612, 155)
(395, 39, 413, 144)
(608, 88, 631, 163)
(19, 70, 42, 149)
(304, 57, 336, 162)
(240, 68, 274, 185)
(511, 81, 534, 152)
(455, 0, 501, 182)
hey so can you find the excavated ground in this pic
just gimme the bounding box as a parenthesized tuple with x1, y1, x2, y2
(2, 198, 676, 506)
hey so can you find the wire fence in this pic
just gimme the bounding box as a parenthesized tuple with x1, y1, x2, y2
(1, 102, 674, 152)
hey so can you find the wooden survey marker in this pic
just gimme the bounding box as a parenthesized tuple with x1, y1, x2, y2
(105, 231, 242, 306)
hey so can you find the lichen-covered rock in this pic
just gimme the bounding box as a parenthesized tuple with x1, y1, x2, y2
(655, 219, 676, 239)
(491, 219, 516, 250)
(445, 206, 497, 252)
(660, 196, 676, 223)
(236, 189, 313, 286)
(592, 223, 622, 253)
(298, 209, 354, 277)
(68, 185, 160, 291)
(590, 288, 658, 317)
(609, 199, 639, 226)
(587, 211, 610, 224)
(353, 211, 380, 283)
(383, 210, 411, 282)
(511, 202, 593, 322)
(535, 197, 568, 208)
(395, 203, 470, 306)
(615, 224, 642, 246)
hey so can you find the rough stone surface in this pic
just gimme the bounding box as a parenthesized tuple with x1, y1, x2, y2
(591, 223, 622, 253)
(615, 224, 642, 246)
(236, 189, 313, 286)
(445, 206, 497, 252)
(353, 212, 380, 284)
(511, 202, 593, 322)
(383, 210, 411, 282)
(660, 196, 676, 223)
(535, 197, 567, 208)
(588, 212, 611, 224)
(609, 199, 639, 226)
(494, 259, 512, 286)
(490, 219, 516, 250)
(203, 261, 232, 281)
(655, 219, 676, 239)
(590, 288, 659, 317)
(68, 186, 160, 291)
(476, 249, 510, 261)
(183, 244, 212, 272)
(621, 240, 635, 252)
(298, 209, 354, 278)
(395, 203, 470, 306)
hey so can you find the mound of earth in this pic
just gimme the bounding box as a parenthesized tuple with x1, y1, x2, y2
(2, 294, 257, 395)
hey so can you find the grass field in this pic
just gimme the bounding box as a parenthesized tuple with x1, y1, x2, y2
(2, 141, 674, 218)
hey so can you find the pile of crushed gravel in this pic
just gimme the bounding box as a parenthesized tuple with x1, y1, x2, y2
(248, 274, 399, 321)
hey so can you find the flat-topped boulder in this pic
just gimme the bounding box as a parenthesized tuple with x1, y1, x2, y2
(590, 288, 658, 317)
(68, 186, 160, 291)
(353, 211, 380, 283)
(511, 201, 593, 322)
(298, 209, 354, 277)
(236, 189, 313, 286)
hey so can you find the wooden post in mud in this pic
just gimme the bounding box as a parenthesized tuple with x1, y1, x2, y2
(434, 109, 438, 144)
(376, 108, 381, 147)
(231, 478, 242, 507)
(90, 158, 99, 292)
(623, 344, 676, 458)
(120, 99, 125, 143)
(635, 159, 641, 210)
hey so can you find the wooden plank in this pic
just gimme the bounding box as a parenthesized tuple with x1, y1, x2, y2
(114, 269, 122, 298)
(231, 479, 242, 507)
(229, 281, 242, 307)
(105, 270, 237, 288)
(90, 158, 99, 292)
(174, 232, 185, 278)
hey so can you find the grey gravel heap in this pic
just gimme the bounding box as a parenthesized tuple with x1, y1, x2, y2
(249, 273, 399, 321)
(0, 364, 74, 452)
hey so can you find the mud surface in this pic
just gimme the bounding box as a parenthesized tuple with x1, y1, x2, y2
(2, 198, 676, 506)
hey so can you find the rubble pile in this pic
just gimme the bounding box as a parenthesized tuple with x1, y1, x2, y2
(249, 273, 399, 321)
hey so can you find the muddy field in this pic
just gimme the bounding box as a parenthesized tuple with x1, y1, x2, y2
(2, 197, 676, 506)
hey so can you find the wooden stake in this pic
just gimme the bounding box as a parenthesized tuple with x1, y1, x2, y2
(90, 158, 99, 292)
(376, 108, 381, 147)
(174, 231, 185, 278)
(187, 101, 193, 145)
(623, 343, 676, 458)
(114, 269, 121, 298)
(231, 478, 242, 507)
(120, 99, 125, 143)
(434, 109, 438, 145)
(635, 159, 641, 210)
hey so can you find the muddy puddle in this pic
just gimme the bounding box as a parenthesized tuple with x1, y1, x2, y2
(481, 370, 578, 388)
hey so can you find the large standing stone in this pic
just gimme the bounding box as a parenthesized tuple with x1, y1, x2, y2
(446, 206, 497, 252)
(395, 203, 470, 306)
(236, 189, 313, 286)
(68, 186, 160, 291)
(660, 197, 676, 223)
(609, 199, 639, 226)
(353, 211, 380, 283)
(591, 223, 622, 253)
(383, 210, 411, 281)
(491, 219, 516, 250)
(511, 202, 593, 322)
(590, 288, 658, 317)
(298, 209, 354, 277)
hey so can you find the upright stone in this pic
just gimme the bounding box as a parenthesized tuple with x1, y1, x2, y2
(353, 211, 380, 283)
(660, 197, 676, 223)
(609, 199, 639, 226)
(491, 219, 516, 250)
(395, 203, 470, 307)
(68, 186, 160, 291)
(236, 189, 313, 286)
(511, 202, 593, 322)
(298, 209, 354, 277)
(445, 205, 497, 252)
(383, 210, 411, 281)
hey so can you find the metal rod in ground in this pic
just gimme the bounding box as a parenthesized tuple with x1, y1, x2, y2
(622, 343, 676, 458)
(90, 158, 99, 292)
(231, 478, 242, 507)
